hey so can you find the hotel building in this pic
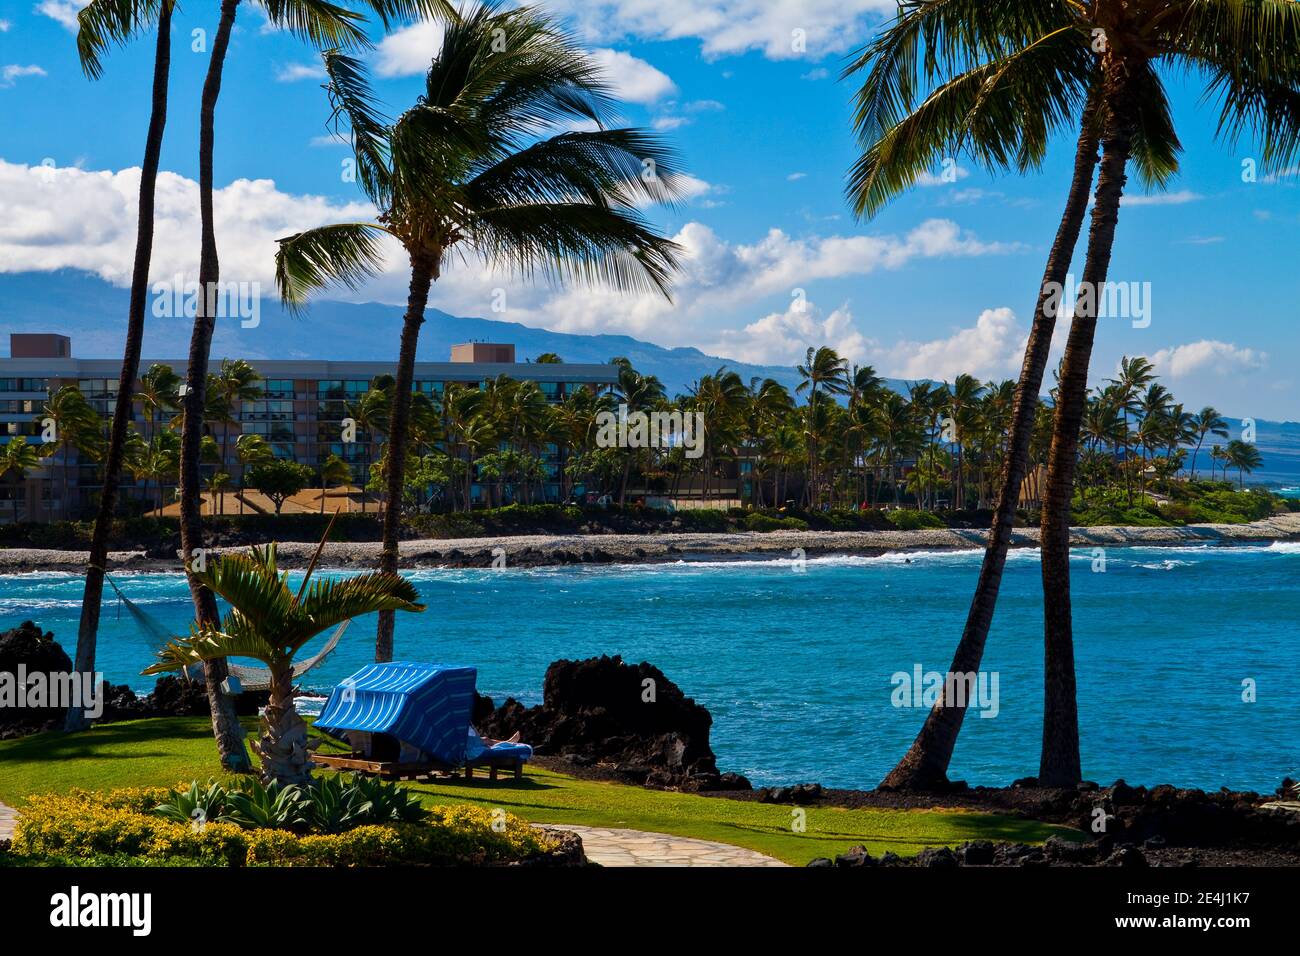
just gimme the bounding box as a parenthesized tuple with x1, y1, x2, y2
(0, 333, 618, 521)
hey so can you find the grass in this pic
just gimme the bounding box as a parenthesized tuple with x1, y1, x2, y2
(0, 718, 1072, 866)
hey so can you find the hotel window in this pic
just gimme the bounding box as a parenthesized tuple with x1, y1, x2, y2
(263, 379, 294, 399)
(0, 378, 48, 392)
(538, 381, 561, 401)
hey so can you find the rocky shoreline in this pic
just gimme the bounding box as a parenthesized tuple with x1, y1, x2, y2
(2, 512, 1298, 573)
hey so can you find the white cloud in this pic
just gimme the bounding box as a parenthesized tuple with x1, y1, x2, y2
(705, 300, 873, 366)
(0, 159, 377, 289)
(801, 68, 829, 80)
(275, 62, 325, 83)
(883, 307, 1028, 381)
(374, 19, 444, 78)
(1150, 341, 1267, 378)
(2, 64, 47, 87)
(589, 48, 676, 104)
(547, 0, 895, 60)
(0, 19, 11, 31)
(0, 159, 1020, 352)
(652, 116, 689, 131)
(308, 133, 349, 148)
(35, 0, 80, 30)
(1120, 189, 1202, 207)
(915, 164, 970, 187)
(786, 172, 807, 181)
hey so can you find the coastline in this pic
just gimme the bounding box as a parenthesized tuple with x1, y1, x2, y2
(3, 512, 1298, 574)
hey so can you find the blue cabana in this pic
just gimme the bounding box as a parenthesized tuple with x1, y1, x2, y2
(316, 661, 477, 766)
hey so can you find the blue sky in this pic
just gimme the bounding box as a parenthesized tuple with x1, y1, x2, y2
(1, 0, 1297, 418)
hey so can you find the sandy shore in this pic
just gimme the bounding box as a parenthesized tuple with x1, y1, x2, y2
(3, 512, 1297, 574)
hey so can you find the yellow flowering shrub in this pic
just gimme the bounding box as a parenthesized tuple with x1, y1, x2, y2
(12, 788, 554, 867)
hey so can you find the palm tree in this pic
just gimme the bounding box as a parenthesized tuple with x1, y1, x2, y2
(65, 0, 177, 733)
(795, 347, 848, 505)
(1035, 1, 1300, 787)
(319, 453, 352, 513)
(856, 0, 1300, 790)
(1188, 406, 1229, 480)
(210, 359, 263, 514)
(234, 432, 273, 514)
(608, 361, 667, 505)
(176, 0, 447, 774)
(39, 385, 100, 520)
(1224, 440, 1263, 490)
(136, 363, 181, 443)
(846, 0, 1108, 789)
(276, 3, 686, 662)
(346, 383, 391, 514)
(144, 540, 425, 784)
(0, 437, 41, 524)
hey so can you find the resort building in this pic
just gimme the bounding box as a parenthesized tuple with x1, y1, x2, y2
(0, 334, 618, 521)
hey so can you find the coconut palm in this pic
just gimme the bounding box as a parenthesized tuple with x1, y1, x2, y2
(796, 347, 849, 506)
(143, 539, 425, 784)
(136, 363, 181, 443)
(1224, 440, 1263, 490)
(275, 2, 685, 661)
(210, 359, 263, 513)
(177, 0, 453, 774)
(234, 432, 273, 515)
(346, 383, 391, 514)
(66, 0, 177, 732)
(1188, 406, 1229, 480)
(1034, 1, 1300, 786)
(0, 437, 41, 524)
(856, 0, 1300, 789)
(38, 386, 100, 520)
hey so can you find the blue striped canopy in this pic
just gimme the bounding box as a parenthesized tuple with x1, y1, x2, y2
(316, 662, 478, 765)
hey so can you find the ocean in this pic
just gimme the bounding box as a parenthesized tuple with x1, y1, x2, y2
(3, 543, 1297, 793)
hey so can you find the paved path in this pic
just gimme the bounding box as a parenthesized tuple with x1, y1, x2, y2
(0, 801, 17, 841)
(544, 825, 788, 867)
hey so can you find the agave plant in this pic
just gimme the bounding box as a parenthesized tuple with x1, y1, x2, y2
(143, 532, 426, 785)
(154, 779, 230, 828)
(220, 779, 310, 830)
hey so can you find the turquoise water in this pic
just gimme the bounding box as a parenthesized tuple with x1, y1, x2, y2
(3, 543, 1298, 792)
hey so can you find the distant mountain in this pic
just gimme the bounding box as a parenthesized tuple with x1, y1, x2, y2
(0, 270, 840, 397)
(3, 270, 1297, 487)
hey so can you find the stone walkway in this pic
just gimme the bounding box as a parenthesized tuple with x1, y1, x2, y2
(0, 801, 16, 841)
(543, 824, 788, 867)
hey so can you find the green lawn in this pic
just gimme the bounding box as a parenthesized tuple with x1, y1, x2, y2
(0, 718, 1072, 865)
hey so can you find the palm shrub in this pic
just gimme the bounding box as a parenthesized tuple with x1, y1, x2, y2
(143, 543, 425, 785)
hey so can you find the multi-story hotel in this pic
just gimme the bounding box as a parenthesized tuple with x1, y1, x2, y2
(0, 333, 619, 521)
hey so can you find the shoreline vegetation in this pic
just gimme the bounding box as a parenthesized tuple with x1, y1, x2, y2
(3, 511, 1298, 574)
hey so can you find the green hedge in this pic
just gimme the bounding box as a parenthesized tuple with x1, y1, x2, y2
(10, 787, 554, 867)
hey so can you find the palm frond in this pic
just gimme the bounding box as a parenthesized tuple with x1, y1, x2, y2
(143, 623, 280, 674)
(362, 0, 460, 29)
(275, 222, 394, 312)
(466, 202, 682, 298)
(321, 49, 392, 206)
(76, 0, 166, 79)
(196, 551, 297, 640)
(464, 128, 685, 210)
(259, 0, 371, 52)
(289, 572, 425, 653)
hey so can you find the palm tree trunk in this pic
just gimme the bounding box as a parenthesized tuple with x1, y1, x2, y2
(1039, 62, 1139, 788)
(880, 86, 1101, 790)
(177, 0, 250, 772)
(255, 661, 311, 786)
(376, 252, 436, 663)
(65, 3, 174, 733)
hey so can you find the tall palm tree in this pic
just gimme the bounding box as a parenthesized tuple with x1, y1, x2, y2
(136, 363, 181, 443)
(1188, 406, 1229, 480)
(320, 453, 352, 513)
(276, 3, 684, 662)
(66, 0, 177, 733)
(234, 432, 273, 514)
(0, 437, 41, 524)
(856, 0, 1300, 789)
(144, 541, 425, 784)
(1036, 0, 1300, 786)
(845, 0, 1105, 788)
(176, 0, 447, 773)
(346, 382, 391, 513)
(608, 361, 667, 505)
(39, 386, 100, 520)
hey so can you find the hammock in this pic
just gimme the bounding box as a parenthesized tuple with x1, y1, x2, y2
(105, 573, 346, 691)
